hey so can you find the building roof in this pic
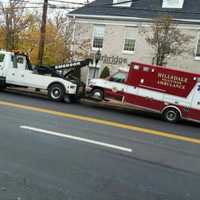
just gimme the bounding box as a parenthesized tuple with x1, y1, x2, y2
(69, 0, 200, 22)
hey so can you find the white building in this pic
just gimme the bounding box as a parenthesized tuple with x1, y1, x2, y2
(69, 0, 200, 83)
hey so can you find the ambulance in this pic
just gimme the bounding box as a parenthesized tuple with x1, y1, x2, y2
(87, 62, 200, 123)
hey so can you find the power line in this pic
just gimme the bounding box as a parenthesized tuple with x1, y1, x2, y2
(14, 1, 133, 10)
(48, 5, 78, 10)
(0, 0, 133, 7)
(0, 4, 77, 10)
(0, 0, 85, 6)
(0, 0, 83, 10)
(48, 0, 86, 5)
(0, 6, 43, 9)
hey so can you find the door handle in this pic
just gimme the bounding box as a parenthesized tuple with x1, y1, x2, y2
(112, 87, 125, 92)
(112, 87, 118, 92)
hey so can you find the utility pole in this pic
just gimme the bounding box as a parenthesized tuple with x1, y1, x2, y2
(37, 0, 48, 65)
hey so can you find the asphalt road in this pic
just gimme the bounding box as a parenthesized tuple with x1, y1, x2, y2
(0, 90, 200, 199)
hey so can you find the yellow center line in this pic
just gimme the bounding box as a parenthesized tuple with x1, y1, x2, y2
(0, 100, 199, 144)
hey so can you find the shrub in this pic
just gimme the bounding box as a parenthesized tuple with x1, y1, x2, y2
(100, 66, 110, 78)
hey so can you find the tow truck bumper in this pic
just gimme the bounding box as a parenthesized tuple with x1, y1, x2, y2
(84, 85, 94, 99)
(85, 85, 93, 93)
(74, 82, 86, 97)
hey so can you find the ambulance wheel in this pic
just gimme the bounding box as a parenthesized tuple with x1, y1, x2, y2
(91, 88, 104, 101)
(48, 83, 65, 102)
(163, 108, 180, 123)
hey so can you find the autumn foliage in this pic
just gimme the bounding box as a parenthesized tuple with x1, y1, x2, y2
(0, 1, 90, 65)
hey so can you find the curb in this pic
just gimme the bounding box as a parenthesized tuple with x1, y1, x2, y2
(5, 87, 138, 112)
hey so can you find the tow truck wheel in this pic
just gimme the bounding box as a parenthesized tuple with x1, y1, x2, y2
(0, 84, 7, 90)
(48, 83, 65, 102)
(91, 88, 104, 101)
(163, 108, 180, 123)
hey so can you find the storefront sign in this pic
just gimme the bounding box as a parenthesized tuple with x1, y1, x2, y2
(100, 55, 128, 65)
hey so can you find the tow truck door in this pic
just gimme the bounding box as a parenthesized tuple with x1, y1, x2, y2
(16, 55, 47, 89)
(15, 55, 32, 86)
(6, 55, 25, 86)
(0, 53, 5, 77)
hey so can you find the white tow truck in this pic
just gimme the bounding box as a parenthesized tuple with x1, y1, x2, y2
(0, 50, 91, 102)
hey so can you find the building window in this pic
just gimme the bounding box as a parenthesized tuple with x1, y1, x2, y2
(124, 39, 135, 52)
(92, 25, 105, 49)
(113, 0, 132, 7)
(0, 54, 5, 62)
(123, 29, 136, 53)
(11, 55, 17, 68)
(162, 0, 184, 9)
(195, 38, 200, 57)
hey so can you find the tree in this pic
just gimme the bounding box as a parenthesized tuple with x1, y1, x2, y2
(0, 26, 6, 49)
(17, 13, 41, 63)
(0, 7, 90, 66)
(48, 14, 90, 63)
(0, 0, 32, 50)
(144, 16, 193, 66)
(54, 13, 74, 62)
(53, 15, 91, 79)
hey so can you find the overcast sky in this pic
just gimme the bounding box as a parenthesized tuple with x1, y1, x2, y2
(0, 0, 95, 13)
(34, 0, 94, 4)
(1, 0, 94, 6)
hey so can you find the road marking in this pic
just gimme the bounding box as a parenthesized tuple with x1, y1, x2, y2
(20, 125, 133, 153)
(0, 100, 200, 145)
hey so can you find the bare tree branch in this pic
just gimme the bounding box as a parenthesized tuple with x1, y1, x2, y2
(143, 16, 193, 66)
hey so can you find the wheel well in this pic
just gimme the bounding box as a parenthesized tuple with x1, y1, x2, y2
(47, 82, 66, 92)
(91, 86, 104, 92)
(91, 87, 104, 95)
(91, 86, 105, 99)
(162, 106, 182, 118)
